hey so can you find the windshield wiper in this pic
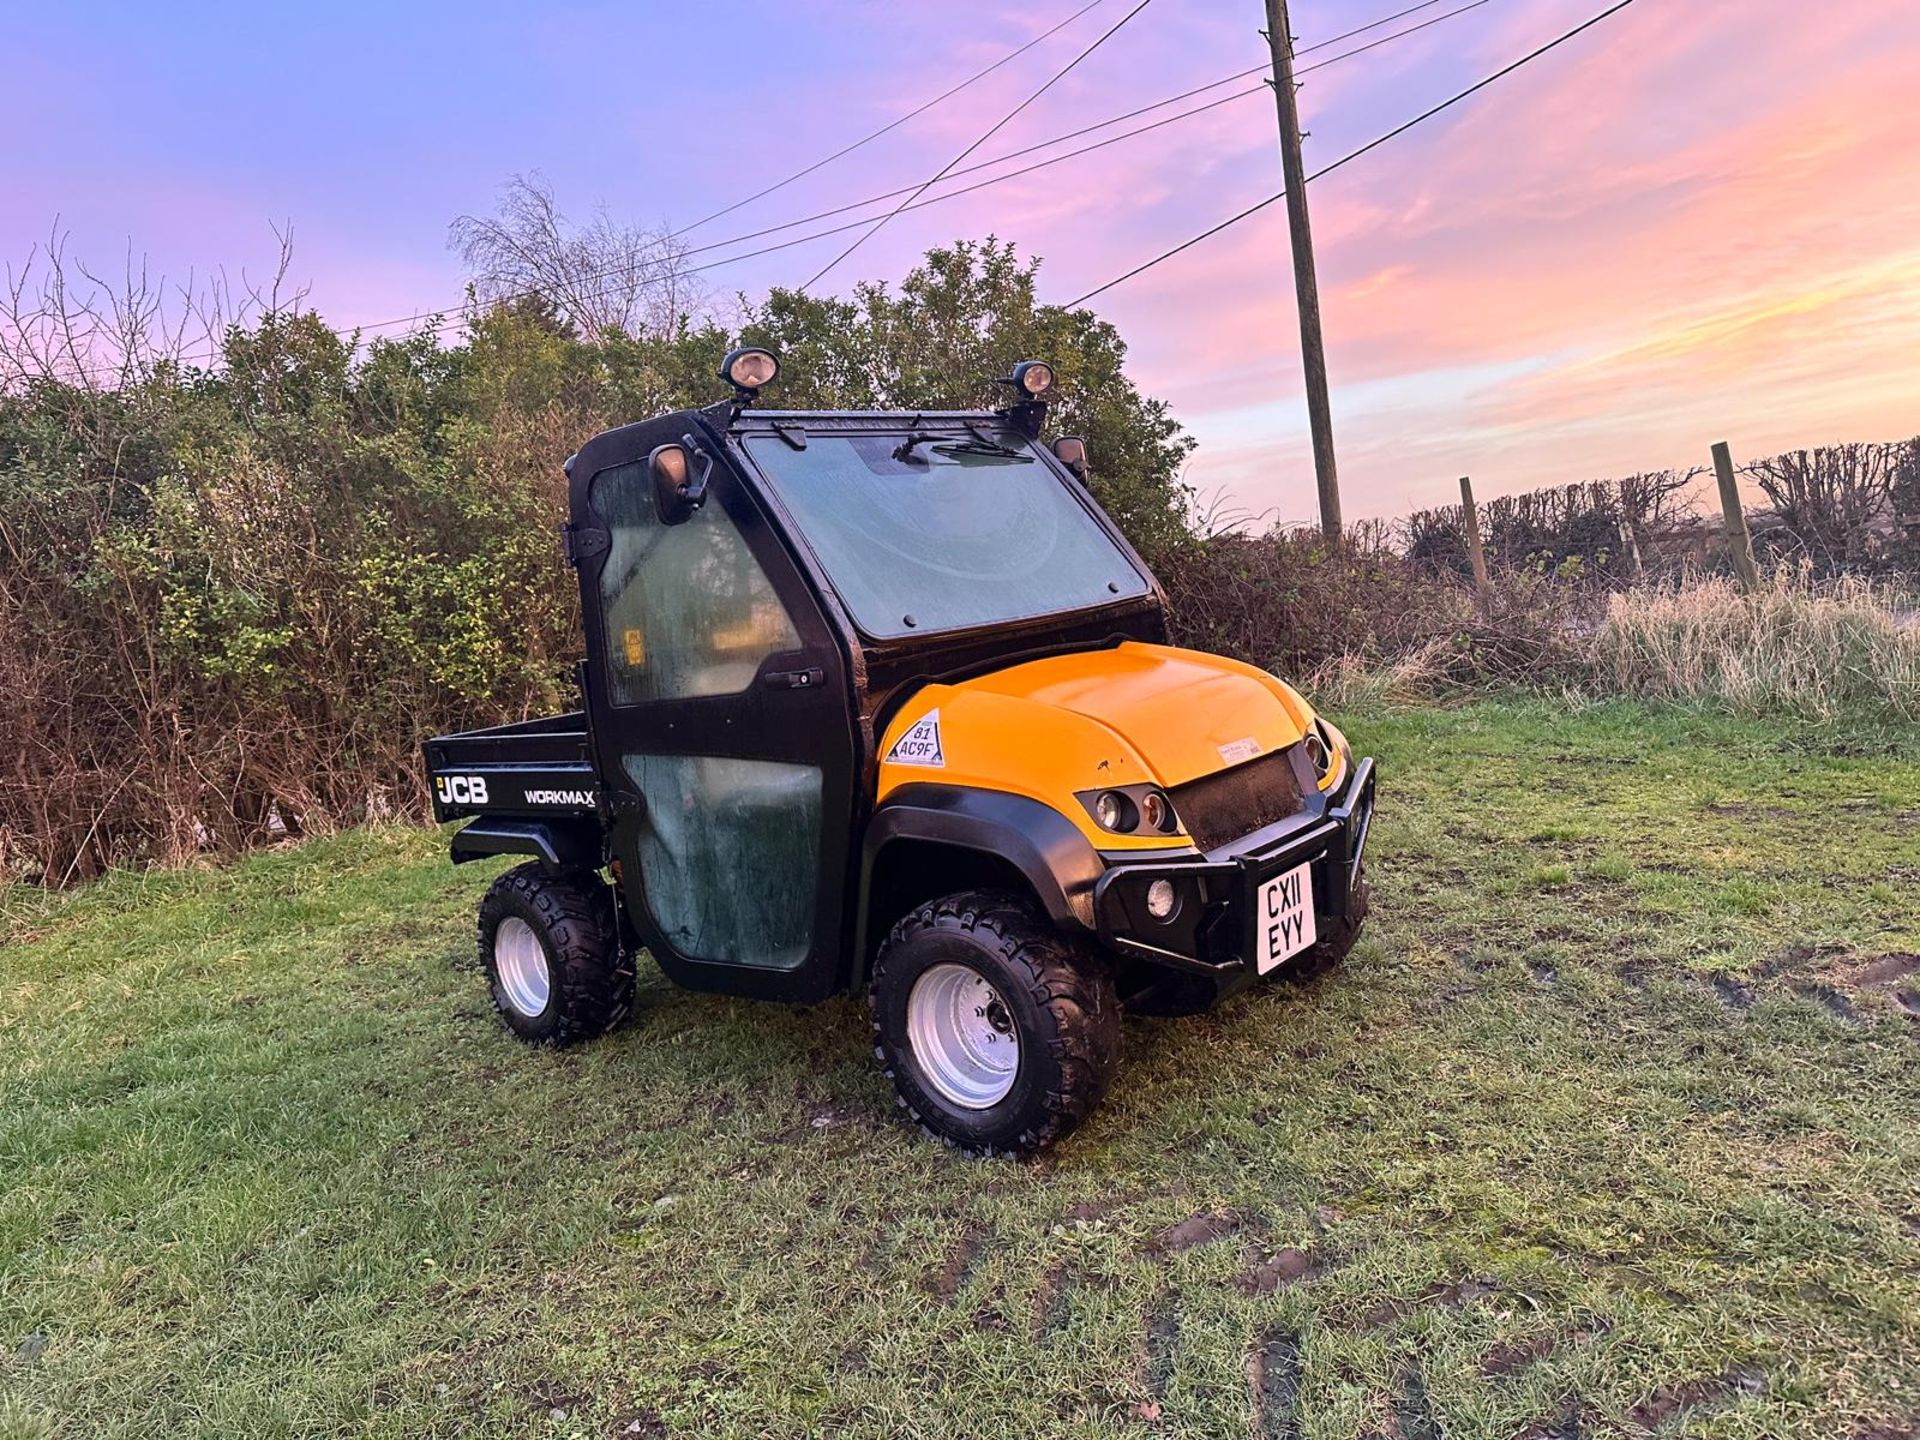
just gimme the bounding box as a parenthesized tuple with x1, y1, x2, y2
(893, 421, 1030, 463)
(964, 421, 1022, 455)
(932, 422, 1030, 461)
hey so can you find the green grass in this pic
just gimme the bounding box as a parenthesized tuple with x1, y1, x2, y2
(2, 698, 1917, 1439)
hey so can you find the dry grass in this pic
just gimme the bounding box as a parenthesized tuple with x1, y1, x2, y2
(1590, 569, 1920, 720)
(1304, 637, 1459, 712)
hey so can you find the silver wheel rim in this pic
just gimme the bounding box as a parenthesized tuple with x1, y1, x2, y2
(494, 916, 551, 1018)
(906, 963, 1020, 1109)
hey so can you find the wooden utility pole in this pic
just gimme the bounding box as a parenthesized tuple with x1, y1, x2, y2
(1711, 440, 1759, 589)
(1263, 0, 1343, 541)
(1460, 475, 1491, 604)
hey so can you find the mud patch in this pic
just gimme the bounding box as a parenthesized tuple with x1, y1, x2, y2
(1762, 941, 1848, 978)
(927, 1224, 984, 1301)
(610, 1411, 669, 1438)
(1356, 1296, 1414, 1330)
(1250, 1330, 1304, 1440)
(1151, 1211, 1245, 1255)
(1630, 1365, 1768, 1428)
(1710, 974, 1755, 1011)
(1529, 959, 1560, 985)
(1143, 1298, 1180, 1399)
(1896, 990, 1920, 1020)
(1512, 1396, 1584, 1440)
(1797, 984, 1860, 1023)
(969, 1298, 1012, 1333)
(1431, 1274, 1500, 1306)
(1481, 1333, 1558, 1378)
(1351, 1275, 1498, 1331)
(1236, 1247, 1316, 1296)
(1855, 953, 1920, 987)
(1032, 1260, 1072, 1340)
(1393, 1364, 1444, 1440)
(1704, 801, 1794, 820)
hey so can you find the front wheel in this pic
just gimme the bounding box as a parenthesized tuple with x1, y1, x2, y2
(870, 890, 1121, 1157)
(1285, 871, 1370, 982)
(477, 863, 633, 1045)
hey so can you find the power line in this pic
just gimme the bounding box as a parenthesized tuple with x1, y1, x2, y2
(798, 0, 1158, 291)
(1065, 0, 1640, 307)
(666, 0, 1492, 266)
(677, 0, 1111, 236)
(379, 1, 1496, 348)
(298, 0, 1504, 346)
(61, 0, 1508, 375)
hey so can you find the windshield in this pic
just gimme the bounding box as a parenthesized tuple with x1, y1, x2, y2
(742, 425, 1150, 640)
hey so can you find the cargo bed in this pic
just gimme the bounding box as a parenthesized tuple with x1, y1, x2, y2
(424, 712, 601, 826)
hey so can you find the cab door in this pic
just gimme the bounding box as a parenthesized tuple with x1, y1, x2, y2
(566, 415, 860, 1003)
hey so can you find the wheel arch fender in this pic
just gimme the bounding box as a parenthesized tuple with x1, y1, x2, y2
(854, 784, 1105, 990)
(451, 817, 603, 871)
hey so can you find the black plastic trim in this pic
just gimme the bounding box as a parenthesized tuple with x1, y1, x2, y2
(1092, 756, 1378, 979)
(854, 784, 1105, 987)
(449, 817, 603, 870)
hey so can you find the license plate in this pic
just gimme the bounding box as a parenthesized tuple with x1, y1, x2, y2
(1256, 862, 1317, 974)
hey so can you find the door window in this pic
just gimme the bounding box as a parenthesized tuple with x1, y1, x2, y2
(592, 461, 799, 704)
(622, 754, 822, 968)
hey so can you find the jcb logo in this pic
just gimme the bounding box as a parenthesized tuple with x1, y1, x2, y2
(435, 774, 489, 807)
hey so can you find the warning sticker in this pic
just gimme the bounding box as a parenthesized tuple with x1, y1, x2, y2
(886, 709, 946, 768)
(1218, 736, 1262, 765)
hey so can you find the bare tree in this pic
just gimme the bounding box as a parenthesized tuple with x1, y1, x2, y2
(449, 174, 698, 340)
(0, 221, 303, 393)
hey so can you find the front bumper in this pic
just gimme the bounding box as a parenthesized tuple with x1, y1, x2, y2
(1092, 757, 1376, 991)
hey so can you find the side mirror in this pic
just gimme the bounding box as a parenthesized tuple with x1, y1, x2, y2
(1051, 435, 1090, 482)
(650, 439, 713, 526)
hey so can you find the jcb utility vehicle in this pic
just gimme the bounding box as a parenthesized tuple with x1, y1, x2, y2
(426, 349, 1376, 1155)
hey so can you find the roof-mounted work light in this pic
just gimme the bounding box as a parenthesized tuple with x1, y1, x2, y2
(996, 358, 1055, 439)
(1007, 360, 1054, 397)
(720, 346, 780, 404)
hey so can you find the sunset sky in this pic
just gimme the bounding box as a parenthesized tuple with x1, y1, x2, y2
(9, 0, 1917, 522)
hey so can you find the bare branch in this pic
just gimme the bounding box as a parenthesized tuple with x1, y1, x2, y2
(449, 173, 700, 339)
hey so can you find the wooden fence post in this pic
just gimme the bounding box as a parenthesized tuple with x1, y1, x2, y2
(1711, 441, 1759, 590)
(1460, 475, 1491, 604)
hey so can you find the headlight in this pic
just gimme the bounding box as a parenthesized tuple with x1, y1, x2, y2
(1094, 791, 1134, 831)
(1309, 718, 1349, 790)
(1140, 790, 1168, 831)
(1305, 726, 1332, 781)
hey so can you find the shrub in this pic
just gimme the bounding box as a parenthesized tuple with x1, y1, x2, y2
(1160, 526, 1591, 689)
(1745, 441, 1914, 576)
(0, 237, 1197, 882)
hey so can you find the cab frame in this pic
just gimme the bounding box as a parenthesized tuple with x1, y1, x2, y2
(561, 397, 1173, 1005)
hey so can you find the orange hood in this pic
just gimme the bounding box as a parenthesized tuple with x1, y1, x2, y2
(874, 642, 1319, 853)
(954, 642, 1314, 787)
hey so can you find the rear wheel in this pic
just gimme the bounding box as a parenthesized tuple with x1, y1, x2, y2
(871, 890, 1121, 1157)
(477, 863, 633, 1045)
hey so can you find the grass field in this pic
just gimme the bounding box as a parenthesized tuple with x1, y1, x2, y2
(2, 698, 1917, 1440)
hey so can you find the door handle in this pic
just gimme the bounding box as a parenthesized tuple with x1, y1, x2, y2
(762, 666, 825, 690)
